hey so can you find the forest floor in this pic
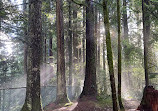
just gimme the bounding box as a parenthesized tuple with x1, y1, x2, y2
(44, 99, 140, 111)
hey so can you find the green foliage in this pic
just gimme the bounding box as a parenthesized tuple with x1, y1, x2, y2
(0, 1, 8, 19)
(149, 73, 158, 79)
(123, 39, 143, 64)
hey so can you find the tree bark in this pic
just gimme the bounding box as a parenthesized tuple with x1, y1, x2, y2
(117, 0, 125, 110)
(80, 0, 97, 98)
(138, 0, 151, 108)
(82, 6, 86, 63)
(21, 0, 43, 110)
(97, 12, 100, 70)
(123, 0, 129, 61)
(73, 3, 78, 62)
(56, 0, 68, 103)
(23, 0, 28, 76)
(94, 3, 98, 73)
(42, 14, 47, 86)
(142, 0, 150, 86)
(68, 0, 73, 100)
(103, 35, 107, 94)
(123, 0, 128, 41)
(103, 0, 118, 110)
(49, 38, 53, 63)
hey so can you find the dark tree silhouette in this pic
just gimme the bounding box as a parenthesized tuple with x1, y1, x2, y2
(80, 0, 97, 99)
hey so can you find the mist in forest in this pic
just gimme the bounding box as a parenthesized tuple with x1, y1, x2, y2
(1, 0, 158, 110)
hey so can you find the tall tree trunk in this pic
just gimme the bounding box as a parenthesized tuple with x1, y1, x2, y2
(80, 0, 97, 98)
(123, 0, 132, 92)
(123, 0, 129, 61)
(21, 0, 43, 110)
(82, 7, 86, 64)
(56, 0, 68, 103)
(43, 14, 47, 64)
(98, 11, 101, 92)
(72, 3, 79, 93)
(103, 0, 118, 110)
(123, 0, 128, 41)
(29, 0, 42, 110)
(23, 0, 28, 76)
(49, 0, 53, 65)
(117, 0, 124, 110)
(94, 4, 98, 72)
(82, 6, 86, 80)
(142, 0, 150, 86)
(97, 12, 100, 70)
(42, 15, 47, 85)
(68, 0, 73, 100)
(73, 4, 78, 62)
(103, 35, 107, 94)
(138, 0, 151, 109)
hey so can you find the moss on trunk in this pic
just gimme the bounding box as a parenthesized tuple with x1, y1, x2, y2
(103, 0, 118, 111)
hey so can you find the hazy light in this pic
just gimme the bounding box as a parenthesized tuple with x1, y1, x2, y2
(0, 31, 13, 55)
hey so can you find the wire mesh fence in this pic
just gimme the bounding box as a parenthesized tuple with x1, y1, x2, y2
(0, 86, 82, 111)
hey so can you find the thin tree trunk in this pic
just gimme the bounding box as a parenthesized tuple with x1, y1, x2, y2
(103, 0, 118, 110)
(138, 0, 150, 109)
(49, 0, 53, 65)
(68, 0, 73, 100)
(82, 6, 86, 64)
(117, 0, 124, 110)
(43, 14, 47, 64)
(80, 0, 97, 98)
(103, 35, 107, 94)
(73, 3, 78, 62)
(123, 0, 129, 62)
(49, 38, 53, 63)
(123, 0, 128, 41)
(97, 12, 100, 70)
(82, 6, 86, 78)
(94, 4, 98, 73)
(142, 0, 150, 86)
(56, 0, 68, 103)
(41, 14, 47, 86)
(23, 0, 28, 76)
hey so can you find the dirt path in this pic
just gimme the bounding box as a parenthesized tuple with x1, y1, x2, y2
(124, 100, 140, 111)
(44, 100, 140, 111)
